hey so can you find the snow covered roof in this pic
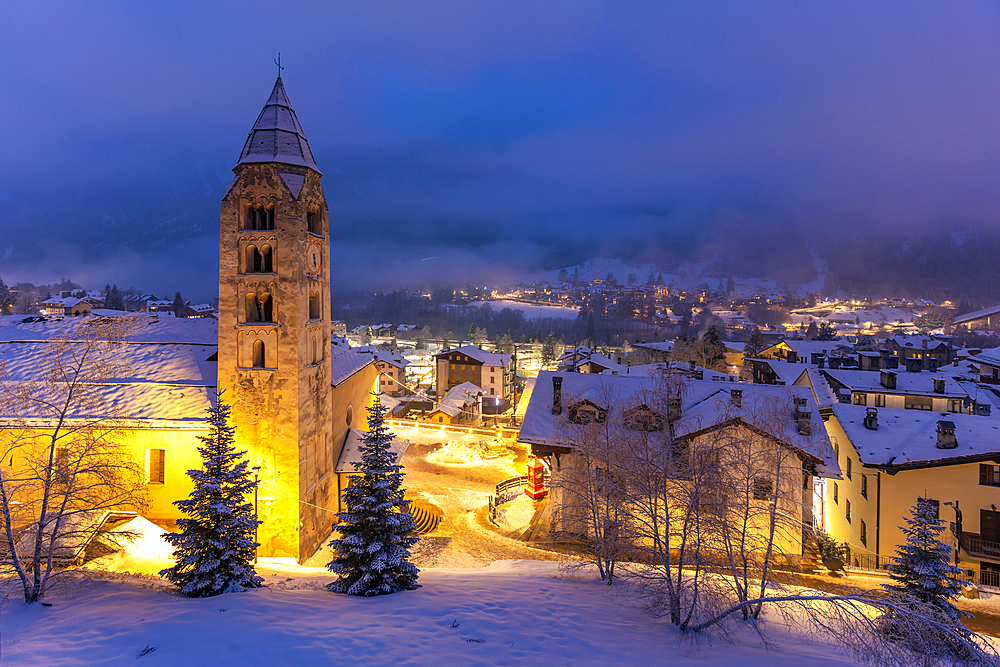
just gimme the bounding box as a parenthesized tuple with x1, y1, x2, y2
(822, 368, 973, 399)
(518, 371, 837, 475)
(435, 345, 511, 367)
(746, 358, 811, 385)
(354, 346, 409, 368)
(831, 403, 1000, 468)
(955, 304, 1000, 325)
(969, 346, 1000, 367)
(329, 343, 376, 386)
(236, 77, 319, 172)
(335, 428, 409, 473)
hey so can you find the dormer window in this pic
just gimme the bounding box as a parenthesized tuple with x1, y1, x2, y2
(568, 399, 607, 425)
(623, 404, 665, 432)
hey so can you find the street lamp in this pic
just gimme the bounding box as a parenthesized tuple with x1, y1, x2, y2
(252, 466, 261, 563)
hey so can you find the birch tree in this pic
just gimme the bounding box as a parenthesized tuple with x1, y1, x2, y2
(0, 317, 146, 602)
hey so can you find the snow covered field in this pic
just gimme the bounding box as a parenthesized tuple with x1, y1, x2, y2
(466, 300, 580, 320)
(3, 559, 867, 667)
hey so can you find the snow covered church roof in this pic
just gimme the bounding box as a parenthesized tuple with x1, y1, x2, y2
(236, 77, 319, 172)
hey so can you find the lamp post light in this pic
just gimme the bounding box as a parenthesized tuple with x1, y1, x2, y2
(252, 466, 261, 563)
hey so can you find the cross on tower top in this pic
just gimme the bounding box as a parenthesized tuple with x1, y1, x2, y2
(274, 53, 284, 78)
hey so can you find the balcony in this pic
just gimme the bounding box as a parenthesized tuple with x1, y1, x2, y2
(953, 525, 1000, 561)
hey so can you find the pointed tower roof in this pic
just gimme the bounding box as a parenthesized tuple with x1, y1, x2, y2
(236, 77, 319, 172)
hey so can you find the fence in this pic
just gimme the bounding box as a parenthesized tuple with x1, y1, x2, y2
(847, 552, 1000, 593)
(487, 475, 529, 525)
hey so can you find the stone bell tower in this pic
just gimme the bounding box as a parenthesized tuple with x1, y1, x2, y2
(218, 77, 332, 559)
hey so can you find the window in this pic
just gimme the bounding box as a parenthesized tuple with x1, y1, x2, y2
(623, 404, 665, 432)
(853, 392, 867, 406)
(860, 519, 867, 546)
(252, 340, 265, 368)
(490, 388, 495, 395)
(753, 478, 774, 500)
(246, 203, 275, 230)
(875, 394, 885, 407)
(307, 210, 319, 234)
(918, 497, 939, 521)
(259, 245, 273, 272)
(568, 400, 608, 425)
(833, 482, 839, 504)
(245, 293, 274, 323)
(846, 457, 852, 480)
(834, 440, 839, 461)
(846, 499, 851, 523)
(148, 449, 165, 484)
(981, 464, 1000, 487)
(309, 291, 321, 320)
(491, 376, 495, 384)
(861, 474, 868, 499)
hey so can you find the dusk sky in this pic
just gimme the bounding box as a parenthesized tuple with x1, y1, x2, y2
(4, 1, 1000, 299)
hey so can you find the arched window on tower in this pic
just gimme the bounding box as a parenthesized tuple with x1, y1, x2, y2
(307, 210, 319, 234)
(264, 204, 275, 230)
(252, 340, 265, 368)
(245, 293, 259, 322)
(312, 336, 318, 364)
(260, 244, 273, 272)
(245, 245, 259, 273)
(309, 291, 320, 320)
(259, 293, 273, 322)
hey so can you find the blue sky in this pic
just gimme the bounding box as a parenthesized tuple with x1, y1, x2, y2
(4, 1, 1000, 298)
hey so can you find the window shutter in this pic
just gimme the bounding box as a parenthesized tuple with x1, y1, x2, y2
(982, 464, 990, 486)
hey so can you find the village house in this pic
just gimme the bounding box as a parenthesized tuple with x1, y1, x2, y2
(517, 371, 839, 559)
(884, 334, 956, 370)
(969, 346, 1000, 385)
(823, 404, 1000, 586)
(355, 346, 409, 397)
(820, 368, 987, 415)
(954, 304, 1000, 330)
(434, 344, 514, 412)
(425, 381, 484, 426)
(37, 296, 92, 317)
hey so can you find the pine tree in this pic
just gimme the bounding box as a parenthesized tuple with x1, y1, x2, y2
(541, 333, 557, 369)
(885, 499, 966, 623)
(160, 395, 262, 598)
(327, 396, 419, 596)
(172, 291, 187, 318)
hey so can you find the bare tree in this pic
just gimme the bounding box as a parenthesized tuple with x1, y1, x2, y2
(548, 371, 997, 663)
(0, 317, 146, 602)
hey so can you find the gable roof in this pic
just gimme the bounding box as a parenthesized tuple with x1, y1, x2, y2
(518, 371, 837, 476)
(831, 403, 1000, 469)
(435, 344, 511, 367)
(236, 77, 319, 172)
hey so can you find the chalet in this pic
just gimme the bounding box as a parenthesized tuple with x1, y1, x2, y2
(37, 296, 92, 317)
(425, 382, 483, 426)
(556, 346, 623, 374)
(824, 405, 1000, 585)
(123, 295, 157, 313)
(518, 372, 839, 559)
(884, 334, 956, 370)
(434, 345, 514, 412)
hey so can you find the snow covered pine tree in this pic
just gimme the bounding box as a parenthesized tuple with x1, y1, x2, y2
(160, 394, 263, 597)
(885, 497, 966, 624)
(327, 396, 419, 596)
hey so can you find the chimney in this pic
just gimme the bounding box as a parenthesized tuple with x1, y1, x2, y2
(668, 392, 682, 422)
(689, 360, 695, 372)
(922, 339, 928, 349)
(880, 370, 896, 390)
(730, 388, 742, 408)
(818, 357, 825, 368)
(933, 378, 946, 394)
(863, 407, 878, 430)
(551, 376, 563, 415)
(936, 420, 957, 449)
(796, 410, 812, 436)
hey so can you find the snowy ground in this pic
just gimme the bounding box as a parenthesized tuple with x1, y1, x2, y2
(4, 560, 869, 667)
(466, 299, 580, 320)
(2, 429, 994, 664)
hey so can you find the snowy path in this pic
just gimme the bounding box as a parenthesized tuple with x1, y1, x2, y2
(399, 434, 561, 568)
